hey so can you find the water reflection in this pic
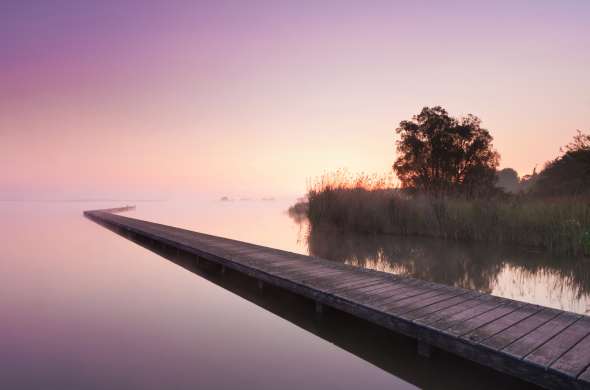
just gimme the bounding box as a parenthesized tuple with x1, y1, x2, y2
(102, 220, 539, 390)
(0, 201, 546, 389)
(305, 226, 590, 314)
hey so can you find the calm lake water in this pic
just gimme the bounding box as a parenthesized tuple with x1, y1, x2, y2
(4, 199, 586, 389)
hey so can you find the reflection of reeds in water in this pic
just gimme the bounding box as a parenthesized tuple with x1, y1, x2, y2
(495, 265, 590, 314)
(305, 174, 590, 256)
(305, 226, 590, 314)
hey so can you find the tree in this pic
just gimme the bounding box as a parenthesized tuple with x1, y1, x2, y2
(496, 168, 520, 193)
(532, 131, 590, 197)
(393, 106, 500, 197)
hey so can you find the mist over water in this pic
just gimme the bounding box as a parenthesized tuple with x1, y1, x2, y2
(2, 199, 577, 388)
(1, 200, 412, 389)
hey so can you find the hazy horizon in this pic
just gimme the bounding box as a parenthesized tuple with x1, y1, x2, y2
(2, 0, 589, 200)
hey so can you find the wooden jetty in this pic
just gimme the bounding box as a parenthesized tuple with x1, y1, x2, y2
(85, 209, 590, 390)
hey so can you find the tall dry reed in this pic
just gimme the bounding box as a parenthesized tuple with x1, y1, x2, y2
(305, 172, 590, 256)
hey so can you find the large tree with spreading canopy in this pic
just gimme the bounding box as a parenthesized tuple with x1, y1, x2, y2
(393, 106, 500, 197)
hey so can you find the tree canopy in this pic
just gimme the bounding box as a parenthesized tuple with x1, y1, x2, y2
(393, 106, 500, 197)
(532, 131, 590, 197)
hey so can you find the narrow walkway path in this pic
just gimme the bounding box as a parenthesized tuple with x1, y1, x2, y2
(85, 209, 590, 390)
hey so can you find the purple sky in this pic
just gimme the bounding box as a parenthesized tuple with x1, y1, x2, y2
(1, 0, 589, 199)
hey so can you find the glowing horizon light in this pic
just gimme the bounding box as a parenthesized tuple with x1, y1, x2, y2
(1, 1, 588, 200)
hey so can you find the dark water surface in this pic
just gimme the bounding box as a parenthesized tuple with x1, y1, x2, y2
(2, 200, 573, 389)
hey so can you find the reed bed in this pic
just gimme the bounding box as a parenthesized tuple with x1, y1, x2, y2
(304, 172, 590, 256)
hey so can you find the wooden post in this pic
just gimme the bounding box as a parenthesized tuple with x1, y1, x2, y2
(417, 340, 432, 358)
(315, 301, 324, 315)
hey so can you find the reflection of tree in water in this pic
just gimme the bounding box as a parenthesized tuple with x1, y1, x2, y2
(306, 226, 590, 301)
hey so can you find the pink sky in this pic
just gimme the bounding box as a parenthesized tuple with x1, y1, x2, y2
(1, 0, 589, 200)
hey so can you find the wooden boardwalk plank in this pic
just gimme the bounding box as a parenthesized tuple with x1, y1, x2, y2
(449, 301, 525, 336)
(503, 312, 581, 359)
(85, 210, 590, 390)
(308, 275, 384, 293)
(438, 300, 513, 335)
(343, 280, 423, 305)
(402, 288, 471, 313)
(273, 265, 346, 280)
(329, 277, 392, 293)
(426, 296, 505, 331)
(415, 294, 495, 326)
(370, 282, 443, 310)
(550, 332, 590, 378)
(340, 280, 404, 298)
(384, 286, 463, 314)
(481, 308, 561, 351)
(525, 317, 590, 368)
(404, 291, 482, 321)
(464, 304, 543, 343)
(479, 308, 561, 351)
(361, 280, 427, 306)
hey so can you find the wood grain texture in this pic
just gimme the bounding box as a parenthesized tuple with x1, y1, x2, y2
(503, 313, 581, 359)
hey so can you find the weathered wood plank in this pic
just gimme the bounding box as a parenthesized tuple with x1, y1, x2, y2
(342, 279, 423, 304)
(525, 317, 590, 369)
(370, 282, 444, 310)
(550, 332, 590, 378)
(426, 296, 505, 331)
(404, 291, 482, 321)
(464, 303, 542, 343)
(384, 285, 463, 314)
(480, 308, 561, 351)
(339, 280, 403, 298)
(449, 301, 525, 336)
(308, 275, 384, 293)
(503, 312, 581, 359)
(271, 264, 345, 280)
(328, 277, 391, 293)
(416, 294, 495, 326)
(396, 289, 471, 316)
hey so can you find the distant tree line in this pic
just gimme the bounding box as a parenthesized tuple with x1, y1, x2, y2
(497, 131, 590, 197)
(393, 106, 589, 198)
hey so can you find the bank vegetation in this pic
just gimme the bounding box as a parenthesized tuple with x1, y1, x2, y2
(291, 107, 590, 256)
